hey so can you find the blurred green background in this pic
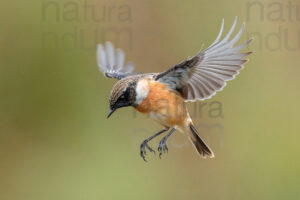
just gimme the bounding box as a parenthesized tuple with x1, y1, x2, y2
(0, 0, 299, 199)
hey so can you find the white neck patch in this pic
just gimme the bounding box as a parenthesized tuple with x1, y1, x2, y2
(135, 79, 149, 105)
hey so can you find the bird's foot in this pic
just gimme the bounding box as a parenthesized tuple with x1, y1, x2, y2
(158, 137, 169, 158)
(140, 140, 155, 162)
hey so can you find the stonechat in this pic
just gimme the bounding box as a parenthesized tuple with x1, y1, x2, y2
(96, 17, 252, 161)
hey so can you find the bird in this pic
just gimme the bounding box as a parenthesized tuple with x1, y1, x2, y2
(96, 17, 252, 161)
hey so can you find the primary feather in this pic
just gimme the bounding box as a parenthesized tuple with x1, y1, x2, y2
(156, 17, 253, 101)
(97, 42, 134, 80)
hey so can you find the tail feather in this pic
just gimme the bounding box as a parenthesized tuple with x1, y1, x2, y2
(188, 123, 214, 158)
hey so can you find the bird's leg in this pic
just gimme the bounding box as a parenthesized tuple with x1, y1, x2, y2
(158, 128, 176, 158)
(140, 128, 169, 162)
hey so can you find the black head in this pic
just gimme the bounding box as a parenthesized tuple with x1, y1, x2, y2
(107, 77, 136, 118)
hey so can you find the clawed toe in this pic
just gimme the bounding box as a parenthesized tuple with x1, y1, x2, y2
(158, 138, 168, 158)
(140, 140, 155, 161)
(139, 128, 175, 161)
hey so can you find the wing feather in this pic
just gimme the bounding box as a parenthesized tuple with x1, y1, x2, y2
(96, 42, 135, 80)
(156, 17, 253, 101)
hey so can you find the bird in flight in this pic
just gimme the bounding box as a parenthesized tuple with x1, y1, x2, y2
(96, 17, 252, 161)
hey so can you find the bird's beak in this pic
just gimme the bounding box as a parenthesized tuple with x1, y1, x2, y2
(107, 108, 116, 118)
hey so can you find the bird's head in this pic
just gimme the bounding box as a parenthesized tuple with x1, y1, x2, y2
(107, 77, 137, 118)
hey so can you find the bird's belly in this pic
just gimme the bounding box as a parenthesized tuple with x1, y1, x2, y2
(136, 80, 188, 127)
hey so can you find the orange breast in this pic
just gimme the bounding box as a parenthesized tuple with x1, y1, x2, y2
(136, 80, 188, 127)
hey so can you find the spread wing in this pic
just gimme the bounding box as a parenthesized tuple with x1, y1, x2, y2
(97, 42, 134, 80)
(156, 17, 253, 101)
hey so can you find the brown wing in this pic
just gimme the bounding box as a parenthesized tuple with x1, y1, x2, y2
(156, 17, 253, 101)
